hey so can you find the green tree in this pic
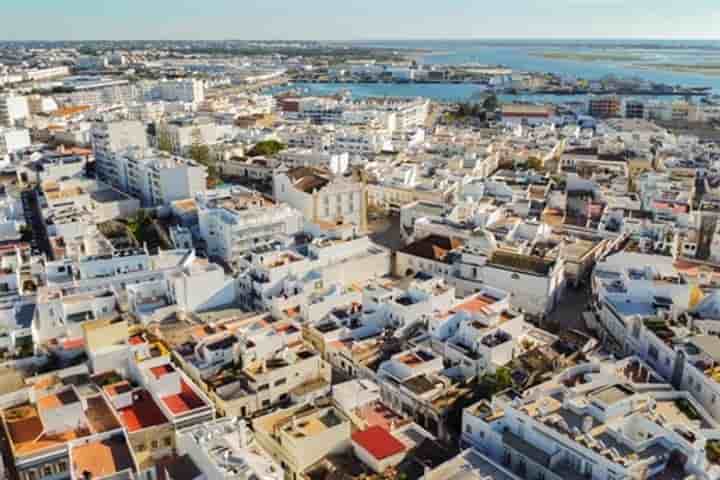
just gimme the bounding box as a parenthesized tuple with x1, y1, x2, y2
(527, 156, 543, 171)
(188, 128, 211, 165)
(482, 94, 499, 112)
(187, 128, 220, 186)
(247, 140, 286, 158)
(156, 125, 173, 153)
(479, 367, 513, 397)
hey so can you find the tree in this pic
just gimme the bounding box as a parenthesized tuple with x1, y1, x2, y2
(187, 128, 220, 186)
(482, 94, 499, 112)
(527, 156, 543, 171)
(188, 128, 211, 165)
(479, 367, 513, 398)
(247, 140, 286, 158)
(156, 125, 173, 153)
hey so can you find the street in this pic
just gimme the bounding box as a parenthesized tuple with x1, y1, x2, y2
(546, 285, 593, 334)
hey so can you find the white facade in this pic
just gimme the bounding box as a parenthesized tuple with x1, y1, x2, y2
(199, 202, 303, 262)
(152, 79, 205, 104)
(92, 120, 149, 185)
(273, 167, 366, 228)
(176, 417, 282, 480)
(0, 94, 30, 127)
(0, 128, 31, 157)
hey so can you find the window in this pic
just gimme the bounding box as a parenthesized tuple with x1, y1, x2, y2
(258, 384, 269, 391)
(26, 470, 37, 480)
(511, 273, 520, 280)
(262, 399, 270, 407)
(43, 466, 53, 477)
(164, 437, 172, 447)
(137, 443, 146, 452)
(151, 440, 159, 449)
(274, 378, 287, 387)
(465, 424, 473, 434)
(57, 462, 67, 473)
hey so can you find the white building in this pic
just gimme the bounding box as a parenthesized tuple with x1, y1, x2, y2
(0, 94, 30, 127)
(122, 148, 207, 207)
(197, 188, 303, 263)
(94, 132, 207, 207)
(175, 417, 282, 480)
(273, 166, 366, 228)
(0, 128, 31, 159)
(92, 120, 149, 184)
(151, 79, 205, 104)
(462, 376, 719, 480)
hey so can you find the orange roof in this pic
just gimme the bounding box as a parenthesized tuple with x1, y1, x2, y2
(454, 295, 497, 315)
(72, 436, 135, 479)
(162, 381, 206, 415)
(3, 404, 88, 456)
(51, 105, 91, 117)
(116, 390, 168, 432)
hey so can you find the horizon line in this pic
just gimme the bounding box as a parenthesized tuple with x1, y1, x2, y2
(2, 36, 720, 43)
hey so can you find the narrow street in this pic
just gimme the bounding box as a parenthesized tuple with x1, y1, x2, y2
(546, 285, 593, 334)
(21, 189, 52, 259)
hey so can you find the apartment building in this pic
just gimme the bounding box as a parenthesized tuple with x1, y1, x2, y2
(54, 78, 140, 107)
(150, 79, 205, 104)
(197, 187, 303, 263)
(0, 127, 31, 158)
(91, 120, 149, 185)
(95, 144, 207, 207)
(330, 127, 390, 155)
(0, 93, 30, 127)
(163, 119, 227, 156)
(237, 234, 391, 313)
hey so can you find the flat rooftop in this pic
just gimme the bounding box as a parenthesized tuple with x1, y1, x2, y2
(3, 396, 120, 457)
(162, 381, 207, 415)
(91, 189, 131, 204)
(114, 389, 169, 432)
(590, 384, 635, 405)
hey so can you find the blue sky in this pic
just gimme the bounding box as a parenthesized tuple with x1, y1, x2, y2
(2, 0, 719, 40)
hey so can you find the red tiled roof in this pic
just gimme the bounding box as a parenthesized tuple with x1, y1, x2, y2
(117, 390, 168, 432)
(162, 382, 206, 415)
(352, 426, 406, 460)
(129, 335, 146, 346)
